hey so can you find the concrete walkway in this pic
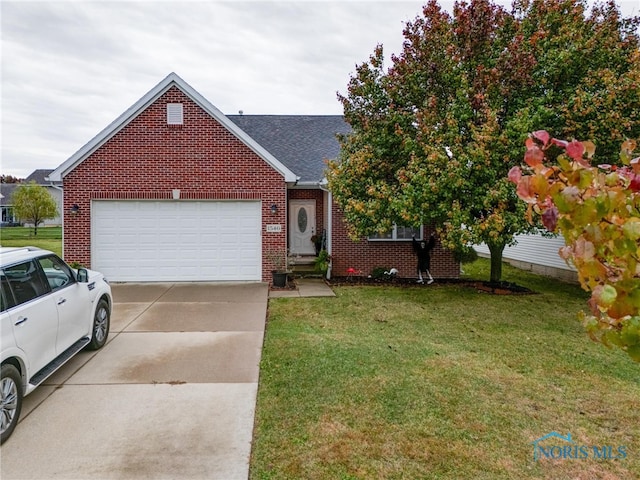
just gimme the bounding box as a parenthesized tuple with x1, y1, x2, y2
(1, 282, 268, 480)
(268, 277, 336, 298)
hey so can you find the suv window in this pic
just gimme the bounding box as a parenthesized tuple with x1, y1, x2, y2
(37, 255, 76, 291)
(3, 261, 50, 306)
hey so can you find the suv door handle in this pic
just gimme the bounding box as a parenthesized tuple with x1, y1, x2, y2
(15, 317, 28, 326)
(57, 298, 66, 305)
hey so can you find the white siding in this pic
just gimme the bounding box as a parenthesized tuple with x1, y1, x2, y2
(475, 233, 575, 272)
(43, 187, 63, 226)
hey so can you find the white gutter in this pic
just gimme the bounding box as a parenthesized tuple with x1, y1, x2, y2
(320, 183, 332, 279)
(290, 180, 321, 188)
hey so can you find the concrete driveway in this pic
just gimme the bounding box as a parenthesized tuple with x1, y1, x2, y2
(0, 282, 268, 480)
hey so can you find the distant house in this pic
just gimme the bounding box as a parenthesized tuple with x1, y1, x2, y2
(49, 72, 460, 282)
(0, 183, 20, 226)
(0, 170, 63, 227)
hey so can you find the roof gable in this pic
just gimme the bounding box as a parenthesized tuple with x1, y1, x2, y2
(50, 73, 297, 182)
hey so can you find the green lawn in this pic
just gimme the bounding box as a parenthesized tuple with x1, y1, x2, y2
(0, 226, 62, 256)
(251, 259, 639, 479)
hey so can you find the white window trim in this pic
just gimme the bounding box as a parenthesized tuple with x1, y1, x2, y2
(368, 225, 423, 242)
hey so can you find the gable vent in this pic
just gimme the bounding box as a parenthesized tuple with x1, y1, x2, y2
(167, 103, 184, 125)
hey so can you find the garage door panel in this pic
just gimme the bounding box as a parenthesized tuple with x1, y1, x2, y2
(92, 201, 262, 281)
(179, 234, 199, 244)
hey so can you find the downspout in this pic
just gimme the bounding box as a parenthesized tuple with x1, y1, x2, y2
(320, 183, 332, 280)
(284, 177, 300, 272)
(46, 178, 65, 256)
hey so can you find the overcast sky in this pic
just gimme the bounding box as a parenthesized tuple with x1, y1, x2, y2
(1, 0, 638, 179)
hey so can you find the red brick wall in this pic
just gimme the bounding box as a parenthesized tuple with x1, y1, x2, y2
(330, 202, 460, 279)
(62, 86, 287, 281)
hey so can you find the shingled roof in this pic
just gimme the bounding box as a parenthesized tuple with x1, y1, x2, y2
(25, 169, 60, 185)
(227, 115, 351, 184)
(0, 184, 19, 206)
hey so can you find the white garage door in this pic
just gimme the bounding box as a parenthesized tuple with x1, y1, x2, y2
(92, 201, 262, 281)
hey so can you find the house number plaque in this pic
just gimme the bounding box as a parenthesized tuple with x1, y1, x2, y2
(266, 224, 282, 233)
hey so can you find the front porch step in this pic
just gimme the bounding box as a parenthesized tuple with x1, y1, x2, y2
(289, 255, 320, 276)
(288, 255, 316, 266)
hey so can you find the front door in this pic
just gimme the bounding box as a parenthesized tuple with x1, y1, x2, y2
(289, 200, 316, 255)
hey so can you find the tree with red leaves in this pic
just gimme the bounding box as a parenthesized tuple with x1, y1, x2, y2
(511, 132, 640, 361)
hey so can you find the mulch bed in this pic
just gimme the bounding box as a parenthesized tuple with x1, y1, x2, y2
(466, 281, 535, 295)
(328, 276, 535, 295)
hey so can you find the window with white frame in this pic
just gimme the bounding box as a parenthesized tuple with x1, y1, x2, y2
(369, 225, 422, 241)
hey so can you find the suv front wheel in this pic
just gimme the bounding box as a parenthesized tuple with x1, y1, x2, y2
(88, 298, 110, 350)
(1, 364, 23, 444)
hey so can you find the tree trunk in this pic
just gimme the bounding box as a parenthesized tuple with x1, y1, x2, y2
(487, 241, 505, 284)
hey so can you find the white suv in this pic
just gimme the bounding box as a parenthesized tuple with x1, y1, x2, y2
(1, 247, 112, 443)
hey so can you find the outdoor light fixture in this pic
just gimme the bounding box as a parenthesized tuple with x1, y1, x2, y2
(69, 204, 80, 216)
(270, 204, 278, 215)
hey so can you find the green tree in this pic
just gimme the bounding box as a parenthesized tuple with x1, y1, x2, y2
(327, 0, 640, 282)
(11, 182, 58, 236)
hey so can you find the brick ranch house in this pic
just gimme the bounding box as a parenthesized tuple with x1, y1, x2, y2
(49, 73, 459, 282)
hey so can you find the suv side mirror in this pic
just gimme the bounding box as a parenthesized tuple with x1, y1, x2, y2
(77, 268, 89, 283)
